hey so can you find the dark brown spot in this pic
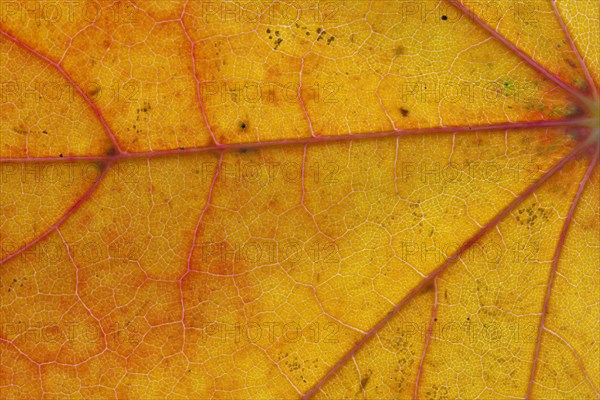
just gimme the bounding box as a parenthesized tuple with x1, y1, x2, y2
(400, 107, 409, 117)
(423, 283, 435, 293)
(88, 87, 100, 97)
(565, 59, 577, 68)
(360, 375, 370, 389)
(106, 147, 117, 156)
(567, 103, 585, 118)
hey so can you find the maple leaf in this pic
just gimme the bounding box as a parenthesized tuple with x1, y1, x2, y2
(0, 1, 599, 399)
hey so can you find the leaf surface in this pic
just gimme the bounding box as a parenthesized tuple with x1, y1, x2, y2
(0, 1, 598, 399)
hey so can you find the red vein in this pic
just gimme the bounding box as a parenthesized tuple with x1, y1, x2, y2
(0, 118, 588, 163)
(179, 154, 223, 350)
(544, 327, 600, 396)
(57, 228, 108, 352)
(302, 143, 588, 399)
(550, 0, 599, 99)
(180, 0, 220, 146)
(525, 149, 598, 399)
(0, 161, 112, 265)
(447, 0, 589, 102)
(0, 29, 123, 154)
(413, 277, 439, 400)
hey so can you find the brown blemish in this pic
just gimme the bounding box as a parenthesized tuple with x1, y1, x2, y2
(12, 126, 28, 135)
(88, 87, 100, 97)
(360, 374, 370, 389)
(565, 58, 577, 68)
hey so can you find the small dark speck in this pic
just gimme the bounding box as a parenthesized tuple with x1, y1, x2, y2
(360, 375, 370, 389)
(316, 27, 322, 33)
(179, 147, 185, 150)
(42, 130, 48, 135)
(565, 59, 577, 68)
(275, 30, 280, 36)
(266, 28, 271, 33)
(306, 32, 310, 36)
(441, 15, 448, 20)
(59, 153, 63, 157)
(434, 318, 437, 321)
(240, 148, 248, 154)
(400, 107, 409, 117)
(240, 122, 247, 130)
(106, 147, 117, 156)
(327, 36, 335, 45)
(88, 87, 100, 97)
